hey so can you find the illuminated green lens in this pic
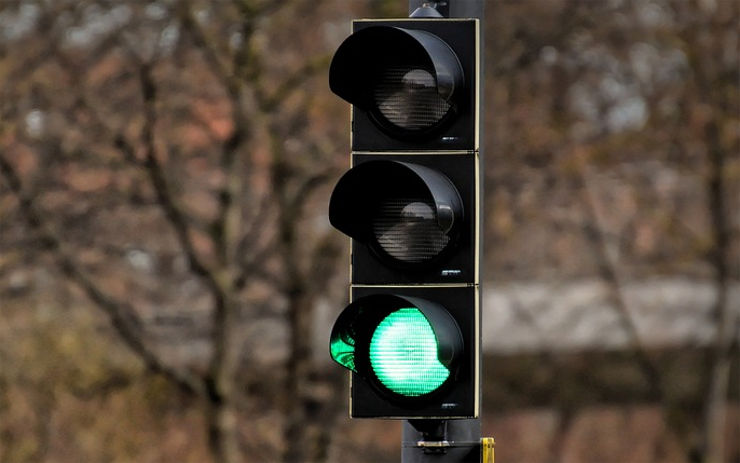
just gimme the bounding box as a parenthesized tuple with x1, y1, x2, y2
(369, 307, 450, 396)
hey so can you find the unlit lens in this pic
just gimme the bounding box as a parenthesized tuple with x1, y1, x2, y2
(373, 66, 451, 131)
(372, 197, 449, 263)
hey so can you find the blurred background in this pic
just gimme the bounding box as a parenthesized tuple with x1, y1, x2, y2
(0, 0, 738, 462)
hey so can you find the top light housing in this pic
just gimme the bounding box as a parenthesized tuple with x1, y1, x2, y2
(330, 26, 463, 139)
(328, 20, 478, 151)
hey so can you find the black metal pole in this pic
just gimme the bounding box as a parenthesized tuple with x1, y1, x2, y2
(402, 419, 482, 462)
(402, 1, 486, 462)
(408, 0, 484, 20)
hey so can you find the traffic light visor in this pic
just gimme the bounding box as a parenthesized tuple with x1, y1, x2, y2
(329, 26, 464, 136)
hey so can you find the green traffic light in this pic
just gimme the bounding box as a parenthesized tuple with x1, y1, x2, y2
(368, 307, 450, 396)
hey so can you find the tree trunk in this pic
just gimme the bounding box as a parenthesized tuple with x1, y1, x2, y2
(207, 395, 241, 463)
(282, 285, 315, 463)
(207, 290, 243, 463)
(699, 118, 736, 463)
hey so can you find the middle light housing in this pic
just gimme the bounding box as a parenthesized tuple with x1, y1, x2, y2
(328, 154, 476, 285)
(329, 159, 463, 268)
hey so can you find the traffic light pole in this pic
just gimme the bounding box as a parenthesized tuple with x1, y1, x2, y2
(402, 1, 486, 462)
(402, 419, 482, 462)
(408, 0, 484, 20)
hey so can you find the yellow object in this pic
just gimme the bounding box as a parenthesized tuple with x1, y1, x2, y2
(481, 437, 495, 463)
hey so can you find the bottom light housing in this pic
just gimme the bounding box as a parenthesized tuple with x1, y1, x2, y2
(329, 286, 478, 419)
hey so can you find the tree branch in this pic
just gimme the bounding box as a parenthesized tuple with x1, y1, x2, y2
(0, 153, 204, 397)
(176, 1, 233, 94)
(137, 64, 220, 290)
(258, 53, 332, 112)
(575, 148, 663, 400)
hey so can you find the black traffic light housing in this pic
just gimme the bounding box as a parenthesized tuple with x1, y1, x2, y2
(329, 154, 476, 285)
(333, 286, 478, 418)
(329, 20, 478, 151)
(327, 17, 481, 420)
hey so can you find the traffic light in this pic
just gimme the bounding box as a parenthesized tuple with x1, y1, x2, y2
(328, 17, 481, 419)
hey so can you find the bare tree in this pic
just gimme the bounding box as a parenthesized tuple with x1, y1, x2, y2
(487, 0, 738, 461)
(0, 0, 351, 461)
(680, 3, 740, 461)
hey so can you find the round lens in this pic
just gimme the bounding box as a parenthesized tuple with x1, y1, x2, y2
(369, 307, 450, 396)
(373, 66, 451, 131)
(372, 197, 450, 263)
